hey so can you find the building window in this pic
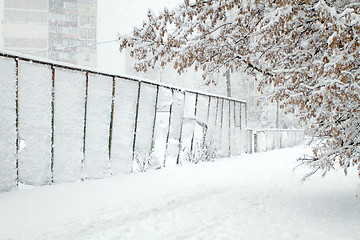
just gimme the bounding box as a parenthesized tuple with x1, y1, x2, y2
(64, 2, 76, 9)
(65, 15, 77, 22)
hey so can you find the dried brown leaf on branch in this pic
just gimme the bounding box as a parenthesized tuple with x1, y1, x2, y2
(119, 0, 360, 178)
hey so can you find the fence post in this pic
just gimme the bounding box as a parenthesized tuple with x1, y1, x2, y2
(108, 77, 116, 167)
(150, 85, 160, 154)
(272, 130, 276, 150)
(15, 58, 20, 186)
(265, 130, 268, 152)
(228, 100, 231, 156)
(176, 91, 186, 165)
(81, 72, 89, 180)
(206, 96, 211, 122)
(244, 102, 248, 128)
(233, 101, 236, 128)
(254, 131, 258, 153)
(214, 98, 219, 127)
(233, 101, 238, 154)
(203, 96, 211, 144)
(164, 89, 174, 167)
(190, 93, 199, 153)
(220, 98, 224, 148)
(50, 65, 56, 184)
(239, 102, 242, 130)
(131, 81, 142, 165)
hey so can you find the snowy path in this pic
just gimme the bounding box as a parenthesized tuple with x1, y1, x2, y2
(0, 146, 359, 240)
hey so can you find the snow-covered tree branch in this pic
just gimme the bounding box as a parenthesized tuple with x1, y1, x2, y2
(119, 0, 360, 178)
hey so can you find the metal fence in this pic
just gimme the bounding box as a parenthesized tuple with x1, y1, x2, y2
(0, 51, 247, 192)
(247, 129, 305, 153)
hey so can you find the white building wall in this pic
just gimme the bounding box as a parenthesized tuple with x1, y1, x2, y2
(0, 0, 4, 49)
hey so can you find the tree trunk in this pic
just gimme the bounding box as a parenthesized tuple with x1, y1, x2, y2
(225, 69, 231, 97)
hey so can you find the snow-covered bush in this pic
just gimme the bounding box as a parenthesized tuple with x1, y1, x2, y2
(119, 0, 360, 178)
(133, 150, 153, 173)
(183, 140, 220, 164)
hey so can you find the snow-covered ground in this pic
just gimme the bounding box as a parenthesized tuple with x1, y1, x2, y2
(0, 146, 359, 240)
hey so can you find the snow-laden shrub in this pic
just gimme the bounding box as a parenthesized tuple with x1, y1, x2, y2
(133, 150, 153, 173)
(183, 140, 220, 164)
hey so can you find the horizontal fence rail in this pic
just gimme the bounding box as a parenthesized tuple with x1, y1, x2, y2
(0, 51, 249, 192)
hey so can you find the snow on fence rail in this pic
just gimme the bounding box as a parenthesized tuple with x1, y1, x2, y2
(247, 129, 305, 153)
(0, 51, 249, 192)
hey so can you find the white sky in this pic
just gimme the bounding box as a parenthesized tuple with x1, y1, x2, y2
(97, 0, 183, 75)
